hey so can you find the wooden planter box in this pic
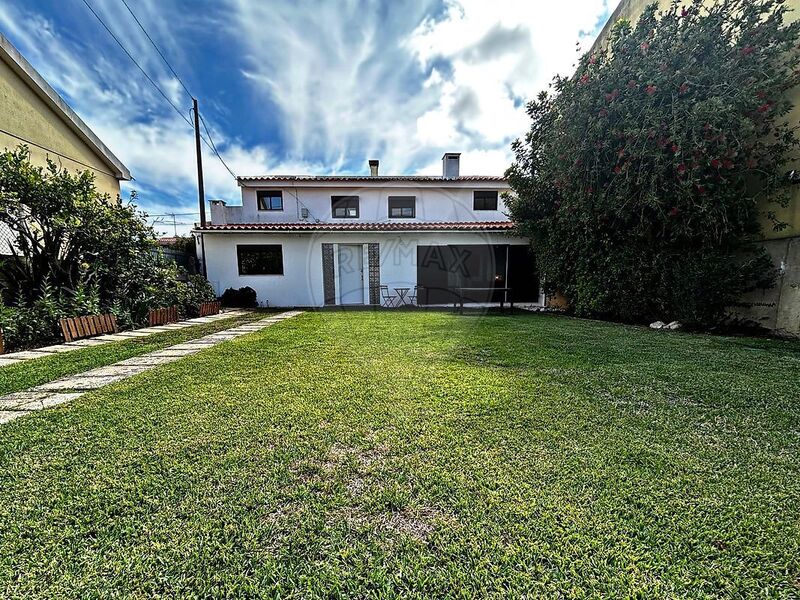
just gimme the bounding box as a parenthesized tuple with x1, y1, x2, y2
(198, 301, 221, 317)
(60, 314, 119, 342)
(148, 306, 179, 327)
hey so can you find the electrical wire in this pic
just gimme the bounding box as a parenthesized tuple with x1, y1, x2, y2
(198, 112, 237, 179)
(117, 0, 194, 100)
(82, 0, 239, 180)
(79, 0, 193, 129)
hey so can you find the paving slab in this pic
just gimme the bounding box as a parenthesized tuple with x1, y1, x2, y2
(0, 357, 23, 367)
(15, 392, 85, 411)
(115, 356, 183, 367)
(37, 374, 128, 391)
(86, 364, 152, 377)
(0, 411, 21, 424)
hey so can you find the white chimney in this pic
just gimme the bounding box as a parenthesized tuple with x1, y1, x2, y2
(369, 159, 379, 176)
(442, 152, 460, 178)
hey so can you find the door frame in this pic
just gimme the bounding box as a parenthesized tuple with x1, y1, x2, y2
(333, 243, 368, 305)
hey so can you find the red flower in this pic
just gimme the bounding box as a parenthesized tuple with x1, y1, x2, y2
(628, 80, 638, 89)
(711, 158, 722, 169)
(741, 46, 755, 56)
(756, 91, 768, 99)
(696, 185, 706, 195)
(580, 73, 590, 84)
(605, 89, 619, 102)
(679, 83, 689, 95)
(669, 207, 680, 217)
(598, 108, 609, 118)
(613, 166, 622, 174)
(587, 187, 594, 195)
(746, 158, 758, 169)
(589, 55, 597, 65)
(723, 159, 735, 169)
(646, 85, 657, 95)
(681, 7, 690, 17)
(758, 102, 772, 113)
(671, 144, 680, 154)
(640, 42, 650, 52)
(677, 163, 687, 175)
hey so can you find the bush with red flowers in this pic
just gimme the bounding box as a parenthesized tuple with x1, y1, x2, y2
(506, 0, 800, 325)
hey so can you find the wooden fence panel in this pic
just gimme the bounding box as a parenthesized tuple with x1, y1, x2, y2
(59, 314, 118, 343)
(199, 301, 221, 317)
(148, 306, 179, 327)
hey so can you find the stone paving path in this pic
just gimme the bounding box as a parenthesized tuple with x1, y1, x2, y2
(0, 310, 249, 367)
(0, 311, 304, 426)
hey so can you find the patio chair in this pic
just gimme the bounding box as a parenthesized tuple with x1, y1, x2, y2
(380, 285, 397, 308)
(408, 285, 421, 306)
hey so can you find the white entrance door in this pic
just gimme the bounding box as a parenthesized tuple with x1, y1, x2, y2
(338, 244, 364, 305)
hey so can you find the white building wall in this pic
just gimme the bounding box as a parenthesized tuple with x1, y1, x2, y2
(228, 184, 511, 225)
(203, 231, 529, 307)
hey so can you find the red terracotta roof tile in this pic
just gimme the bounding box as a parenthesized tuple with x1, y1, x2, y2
(237, 175, 506, 183)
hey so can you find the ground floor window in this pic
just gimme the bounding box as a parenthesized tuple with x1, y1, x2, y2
(237, 244, 284, 275)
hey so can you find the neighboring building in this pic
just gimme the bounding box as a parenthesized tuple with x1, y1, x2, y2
(0, 33, 130, 198)
(195, 154, 541, 308)
(593, 1, 800, 335)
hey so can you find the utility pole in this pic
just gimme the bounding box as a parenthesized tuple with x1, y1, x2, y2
(193, 98, 206, 228)
(193, 97, 208, 277)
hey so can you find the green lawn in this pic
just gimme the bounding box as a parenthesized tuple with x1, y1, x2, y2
(0, 311, 268, 396)
(0, 311, 798, 598)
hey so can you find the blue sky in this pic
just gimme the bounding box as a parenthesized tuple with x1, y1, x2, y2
(0, 0, 619, 234)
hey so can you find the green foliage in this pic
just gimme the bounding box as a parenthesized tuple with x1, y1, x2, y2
(506, 0, 800, 324)
(0, 146, 214, 349)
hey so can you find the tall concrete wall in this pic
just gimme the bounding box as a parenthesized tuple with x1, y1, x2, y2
(595, 0, 800, 335)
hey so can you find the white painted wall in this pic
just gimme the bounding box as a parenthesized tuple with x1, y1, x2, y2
(214, 182, 512, 225)
(203, 231, 530, 307)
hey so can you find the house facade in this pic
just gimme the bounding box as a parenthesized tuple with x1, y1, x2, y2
(593, 0, 800, 335)
(195, 154, 540, 308)
(0, 33, 130, 198)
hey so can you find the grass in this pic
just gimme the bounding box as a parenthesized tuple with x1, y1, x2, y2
(0, 311, 269, 396)
(0, 310, 798, 598)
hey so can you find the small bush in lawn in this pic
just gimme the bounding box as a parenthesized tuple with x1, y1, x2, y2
(220, 287, 258, 308)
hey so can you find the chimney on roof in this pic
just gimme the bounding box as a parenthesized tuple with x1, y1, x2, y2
(369, 159, 379, 176)
(442, 152, 460, 178)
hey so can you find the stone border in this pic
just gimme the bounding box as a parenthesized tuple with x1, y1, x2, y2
(0, 311, 304, 425)
(0, 310, 249, 367)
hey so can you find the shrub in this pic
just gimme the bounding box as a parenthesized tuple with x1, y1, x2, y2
(220, 286, 258, 308)
(0, 146, 217, 350)
(506, 0, 800, 325)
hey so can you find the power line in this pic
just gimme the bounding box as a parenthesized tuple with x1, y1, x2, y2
(117, 0, 194, 100)
(197, 112, 237, 179)
(79, 0, 193, 130)
(82, 0, 238, 181)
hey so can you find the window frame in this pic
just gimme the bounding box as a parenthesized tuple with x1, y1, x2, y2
(473, 190, 499, 211)
(331, 195, 360, 219)
(236, 244, 284, 276)
(388, 196, 416, 219)
(256, 190, 284, 211)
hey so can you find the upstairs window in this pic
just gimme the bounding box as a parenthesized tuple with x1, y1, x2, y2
(332, 195, 359, 218)
(257, 190, 283, 211)
(473, 190, 499, 211)
(237, 244, 284, 275)
(388, 196, 415, 218)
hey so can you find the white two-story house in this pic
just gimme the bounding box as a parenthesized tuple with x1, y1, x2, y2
(195, 153, 540, 308)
